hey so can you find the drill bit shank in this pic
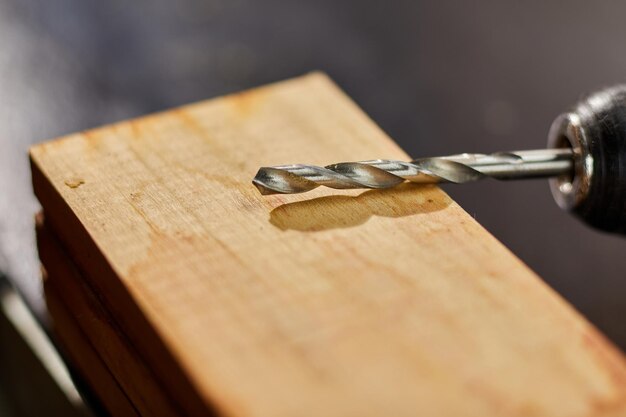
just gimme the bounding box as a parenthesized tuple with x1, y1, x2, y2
(252, 148, 574, 195)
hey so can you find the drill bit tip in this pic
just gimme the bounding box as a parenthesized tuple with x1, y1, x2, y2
(253, 167, 317, 195)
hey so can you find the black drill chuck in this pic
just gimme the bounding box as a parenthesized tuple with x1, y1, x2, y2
(548, 85, 626, 235)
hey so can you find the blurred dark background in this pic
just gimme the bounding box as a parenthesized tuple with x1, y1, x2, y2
(1, 0, 625, 359)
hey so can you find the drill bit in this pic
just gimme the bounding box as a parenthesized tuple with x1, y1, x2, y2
(252, 148, 574, 195)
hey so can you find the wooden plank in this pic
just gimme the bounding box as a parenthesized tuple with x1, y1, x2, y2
(31, 72, 626, 416)
(43, 275, 139, 417)
(36, 215, 180, 417)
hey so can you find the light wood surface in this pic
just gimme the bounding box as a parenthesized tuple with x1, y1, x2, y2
(31, 73, 626, 416)
(37, 216, 180, 417)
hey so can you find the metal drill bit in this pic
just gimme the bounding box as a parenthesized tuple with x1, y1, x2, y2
(252, 148, 574, 195)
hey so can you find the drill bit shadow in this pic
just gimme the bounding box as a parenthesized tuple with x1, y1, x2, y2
(269, 183, 450, 232)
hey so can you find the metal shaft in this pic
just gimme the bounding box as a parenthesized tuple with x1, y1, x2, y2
(252, 148, 574, 195)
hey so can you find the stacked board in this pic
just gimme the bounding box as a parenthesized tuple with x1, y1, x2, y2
(31, 73, 626, 416)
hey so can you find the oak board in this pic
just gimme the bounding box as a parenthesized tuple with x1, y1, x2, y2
(31, 73, 626, 416)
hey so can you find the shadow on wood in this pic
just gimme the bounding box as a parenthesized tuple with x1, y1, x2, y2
(269, 184, 450, 232)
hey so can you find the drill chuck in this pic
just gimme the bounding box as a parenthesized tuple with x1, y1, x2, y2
(548, 85, 626, 234)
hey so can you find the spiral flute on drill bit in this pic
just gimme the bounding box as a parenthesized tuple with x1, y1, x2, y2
(252, 149, 574, 195)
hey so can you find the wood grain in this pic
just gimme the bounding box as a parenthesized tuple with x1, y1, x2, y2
(37, 215, 181, 417)
(31, 73, 626, 416)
